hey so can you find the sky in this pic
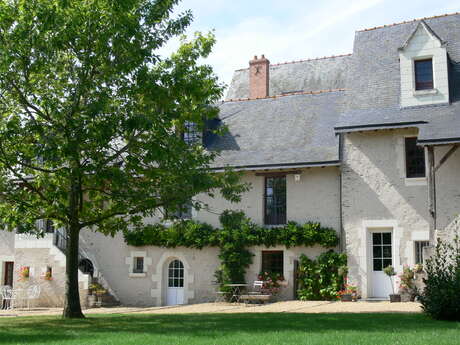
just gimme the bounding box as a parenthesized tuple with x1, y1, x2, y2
(164, 0, 460, 90)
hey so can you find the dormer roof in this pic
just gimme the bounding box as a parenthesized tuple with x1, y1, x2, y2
(398, 20, 445, 51)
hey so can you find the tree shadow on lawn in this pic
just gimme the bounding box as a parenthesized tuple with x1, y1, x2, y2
(0, 313, 459, 344)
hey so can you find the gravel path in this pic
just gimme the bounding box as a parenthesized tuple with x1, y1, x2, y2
(0, 301, 422, 318)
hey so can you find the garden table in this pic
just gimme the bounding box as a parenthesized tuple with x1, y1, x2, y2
(224, 284, 248, 303)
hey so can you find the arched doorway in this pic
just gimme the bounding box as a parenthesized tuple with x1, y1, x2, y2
(166, 259, 184, 306)
(78, 258, 94, 277)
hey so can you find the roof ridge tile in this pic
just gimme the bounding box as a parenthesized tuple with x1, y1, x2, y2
(223, 88, 346, 103)
(233, 53, 352, 72)
(357, 12, 460, 32)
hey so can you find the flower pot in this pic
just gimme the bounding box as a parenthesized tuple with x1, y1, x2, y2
(340, 294, 353, 302)
(351, 292, 358, 302)
(389, 294, 401, 303)
(87, 295, 97, 308)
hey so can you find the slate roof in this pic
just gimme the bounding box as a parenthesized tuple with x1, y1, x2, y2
(335, 14, 460, 144)
(207, 91, 344, 170)
(212, 13, 460, 170)
(225, 55, 351, 100)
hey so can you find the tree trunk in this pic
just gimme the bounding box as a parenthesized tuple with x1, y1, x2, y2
(62, 224, 85, 318)
(63, 171, 84, 319)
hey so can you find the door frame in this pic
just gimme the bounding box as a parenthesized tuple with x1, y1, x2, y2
(360, 220, 401, 299)
(166, 259, 185, 306)
(0, 256, 14, 287)
(150, 252, 194, 306)
(368, 229, 394, 298)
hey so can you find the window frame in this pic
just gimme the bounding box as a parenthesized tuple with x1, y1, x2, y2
(414, 241, 430, 264)
(133, 257, 144, 274)
(261, 250, 284, 276)
(414, 58, 434, 91)
(404, 137, 426, 179)
(182, 121, 201, 146)
(263, 175, 287, 226)
(168, 259, 184, 288)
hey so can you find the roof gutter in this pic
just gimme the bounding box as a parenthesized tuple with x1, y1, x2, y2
(417, 137, 460, 146)
(334, 121, 427, 133)
(211, 160, 341, 173)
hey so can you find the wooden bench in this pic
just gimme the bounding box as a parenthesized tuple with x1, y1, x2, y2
(240, 294, 271, 305)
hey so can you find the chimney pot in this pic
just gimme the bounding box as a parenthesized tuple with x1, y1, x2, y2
(249, 54, 270, 99)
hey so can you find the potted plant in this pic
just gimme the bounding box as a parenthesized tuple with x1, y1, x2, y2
(338, 284, 358, 302)
(89, 283, 106, 307)
(258, 272, 285, 298)
(42, 270, 53, 281)
(383, 265, 401, 302)
(398, 265, 418, 302)
(18, 266, 30, 281)
(413, 263, 424, 274)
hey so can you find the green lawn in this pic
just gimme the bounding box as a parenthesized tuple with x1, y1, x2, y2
(0, 313, 459, 345)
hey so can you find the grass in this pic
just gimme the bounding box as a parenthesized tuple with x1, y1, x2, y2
(0, 312, 459, 345)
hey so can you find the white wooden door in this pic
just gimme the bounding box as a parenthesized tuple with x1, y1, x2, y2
(370, 231, 394, 298)
(166, 260, 185, 306)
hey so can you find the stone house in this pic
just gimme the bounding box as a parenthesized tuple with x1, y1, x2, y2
(1, 13, 460, 307)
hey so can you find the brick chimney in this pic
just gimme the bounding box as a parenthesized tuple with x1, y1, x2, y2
(249, 55, 270, 99)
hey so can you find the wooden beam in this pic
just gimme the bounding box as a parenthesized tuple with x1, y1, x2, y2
(255, 170, 301, 176)
(434, 144, 459, 172)
(427, 146, 436, 245)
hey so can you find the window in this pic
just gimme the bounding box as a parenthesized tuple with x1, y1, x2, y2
(36, 219, 55, 233)
(405, 137, 425, 178)
(133, 257, 144, 274)
(261, 251, 284, 275)
(372, 232, 392, 271)
(168, 260, 184, 288)
(414, 59, 433, 90)
(183, 121, 200, 145)
(415, 241, 429, 264)
(172, 202, 192, 220)
(264, 176, 286, 225)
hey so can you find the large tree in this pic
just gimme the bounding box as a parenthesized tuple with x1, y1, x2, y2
(0, 0, 245, 318)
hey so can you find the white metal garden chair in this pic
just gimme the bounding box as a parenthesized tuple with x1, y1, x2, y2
(26, 285, 41, 309)
(248, 281, 264, 295)
(1, 286, 17, 310)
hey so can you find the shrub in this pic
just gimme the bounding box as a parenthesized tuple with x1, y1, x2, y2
(297, 250, 347, 300)
(419, 237, 460, 321)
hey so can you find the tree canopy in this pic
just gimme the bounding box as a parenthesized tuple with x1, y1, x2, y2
(0, 0, 246, 318)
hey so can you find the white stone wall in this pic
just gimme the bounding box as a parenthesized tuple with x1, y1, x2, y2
(0, 230, 15, 285)
(194, 167, 340, 229)
(13, 234, 90, 307)
(80, 230, 333, 306)
(399, 22, 449, 107)
(342, 129, 460, 298)
(78, 166, 341, 306)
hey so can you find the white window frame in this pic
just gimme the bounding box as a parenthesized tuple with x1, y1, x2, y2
(125, 251, 152, 278)
(403, 135, 427, 186)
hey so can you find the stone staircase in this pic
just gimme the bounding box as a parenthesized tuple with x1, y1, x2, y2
(53, 229, 121, 308)
(88, 277, 120, 307)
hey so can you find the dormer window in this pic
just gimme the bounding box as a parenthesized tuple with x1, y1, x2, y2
(414, 59, 433, 90)
(183, 121, 199, 145)
(398, 21, 449, 107)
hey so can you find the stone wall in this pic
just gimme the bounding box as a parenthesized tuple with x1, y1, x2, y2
(13, 234, 90, 308)
(342, 128, 460, 298)
(194, 167, 340, 230)
(0, 230, 15, 286)
(81, 230, 332, 306)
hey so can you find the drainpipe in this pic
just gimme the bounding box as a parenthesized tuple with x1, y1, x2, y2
(427, 145, 436, 246)
(338, 133, 345, 253)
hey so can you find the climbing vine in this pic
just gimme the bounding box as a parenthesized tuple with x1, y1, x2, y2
(297, 251, 347, 300)
(124, 210, 340, 293)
